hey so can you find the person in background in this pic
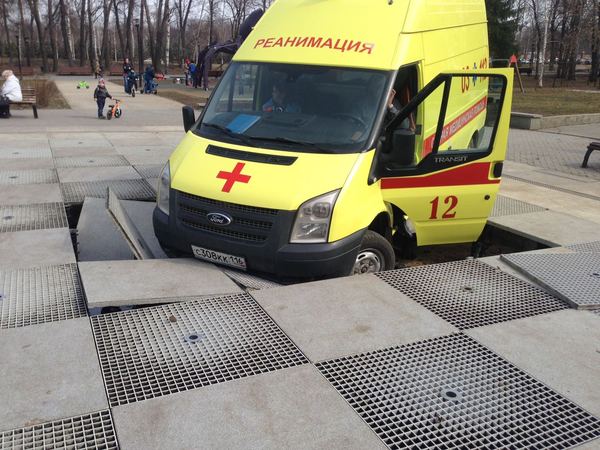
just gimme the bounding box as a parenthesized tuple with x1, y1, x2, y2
(94, 78, 112, 119)
(122, 58, 133, 92)
(94, 61, 102, 79)
(184, 58, 191, 86)
(144, 64, 155, 93)
(189, 61, 197, 88)
(0, 69, 22, 119)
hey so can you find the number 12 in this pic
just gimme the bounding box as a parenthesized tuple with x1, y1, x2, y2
(429, 195, 458, 219)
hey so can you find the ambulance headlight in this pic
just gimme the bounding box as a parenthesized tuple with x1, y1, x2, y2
(290, 190, 339, 243)
(157, 162, 170, 215)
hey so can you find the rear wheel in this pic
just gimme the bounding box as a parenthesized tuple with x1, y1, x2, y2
(114, 109, 122, 118)
(352, 230, 395, 275)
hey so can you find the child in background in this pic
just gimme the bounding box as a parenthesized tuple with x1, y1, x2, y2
(93, 79, 112, 119)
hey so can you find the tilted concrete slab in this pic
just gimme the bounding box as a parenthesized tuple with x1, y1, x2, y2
(57, 166, 141, 183)
(78, 259, 242, 307)
(0, 184, 63, 206)
(477, 247, 575, 286)
(112, 364, 386, 450)
(0, 318, 108, 431)
(0, 228, 75, 269)
(488, 210, 600, 246)
(251, 274, 457, 362)
(77, 197, 133, 261)
(466, 309, 600, 417)
(120, 199, 167, 258)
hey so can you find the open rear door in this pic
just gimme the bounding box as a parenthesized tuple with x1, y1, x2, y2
(376, 69, 514, 245)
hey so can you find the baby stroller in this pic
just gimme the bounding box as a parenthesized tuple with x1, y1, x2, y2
(142, 65, 158, 94)
(143, 77, 158, 94)
(125, 70, 138, 97)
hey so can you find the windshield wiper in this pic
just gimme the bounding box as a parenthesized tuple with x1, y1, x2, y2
(246, 135, 336, 153)
(202, 122, 255, 147)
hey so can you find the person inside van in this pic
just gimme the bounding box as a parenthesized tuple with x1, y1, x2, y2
(262, 81, 301, 113)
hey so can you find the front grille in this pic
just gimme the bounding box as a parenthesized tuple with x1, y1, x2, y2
(176, 190, 278, 243)
(181, 219, 267, 242)
(178, 191, 278, 216)
(179, 204, 272, 230)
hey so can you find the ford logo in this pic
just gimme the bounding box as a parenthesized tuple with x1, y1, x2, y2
(207, 212, 232, 226)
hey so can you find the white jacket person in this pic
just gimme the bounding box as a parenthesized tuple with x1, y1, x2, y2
(1, 70, 23, 102)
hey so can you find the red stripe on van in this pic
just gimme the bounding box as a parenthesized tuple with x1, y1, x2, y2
(422, 97, 488, 157)
(380, 162, 499, 189)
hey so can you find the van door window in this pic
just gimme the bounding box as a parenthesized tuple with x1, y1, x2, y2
(377, 73, 507, 177)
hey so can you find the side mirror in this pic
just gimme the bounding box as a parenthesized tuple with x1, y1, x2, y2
(182, 106, 196, 132)
(392, 129, 415, 166)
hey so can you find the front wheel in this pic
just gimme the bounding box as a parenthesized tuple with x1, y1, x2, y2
(352, 230, 395, 275)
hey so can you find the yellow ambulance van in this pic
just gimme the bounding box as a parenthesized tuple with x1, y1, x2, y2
(153, 0, 514, 278)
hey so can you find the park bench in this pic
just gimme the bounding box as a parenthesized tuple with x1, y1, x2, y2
(581, 142, 600, 168)
(2, 67, 35, 77)
(57, 66, 91, 76)
(12, 87, 38, 118)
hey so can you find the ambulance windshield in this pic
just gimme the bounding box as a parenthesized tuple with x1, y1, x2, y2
(196, 62, 389, 153)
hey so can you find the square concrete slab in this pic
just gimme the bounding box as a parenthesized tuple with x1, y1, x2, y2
(113, 364, 386, 450)
(0, 229, 75, 269)
(0, 158, 54, 170)
(0, 184, 63, 206)
(78, 259, 242, 307)
(57, 166, 141, 183)
(251, 274, 457, 362)
(0, 318, 108, 431)
(488, 210, 600, 247)
(467, 309, 600, 417)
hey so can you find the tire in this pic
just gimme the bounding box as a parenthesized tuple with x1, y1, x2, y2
(351, 230, 395, 275)
(106, 111, 112, 120)
(114, 109, 121, 119)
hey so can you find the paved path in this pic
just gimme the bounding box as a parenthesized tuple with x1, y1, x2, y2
(0, 81, 599, 449)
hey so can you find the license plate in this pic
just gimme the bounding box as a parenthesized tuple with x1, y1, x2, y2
(191, 245, 247, 270)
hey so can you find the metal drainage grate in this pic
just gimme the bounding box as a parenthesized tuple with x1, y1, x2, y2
(54, 155, 130, 168)
(501, 253, 600, 309)
(60, 179, 156, 204)
(222, 269, 281, 290)
(91, 292, 307, 406)
(567, 240, 600, 253)
(0, 148, 52, 159)
(376, 259, 567, 330)
(490, 195, 546, 217)
(0, 410, 118, 449)
(0, 169, 58, 185)
(316, 333, 600, 450)
(0, 203, 68, 233)
(133, 164, 164, 179)
(0, 264, 87, 328)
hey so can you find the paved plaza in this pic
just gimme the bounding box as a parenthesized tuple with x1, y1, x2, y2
(0, 79, 599, 449)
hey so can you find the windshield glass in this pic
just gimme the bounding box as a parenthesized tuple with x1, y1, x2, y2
(195, 62, 390, 153)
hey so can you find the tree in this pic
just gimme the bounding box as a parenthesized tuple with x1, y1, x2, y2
(486, 0, 518, 58)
